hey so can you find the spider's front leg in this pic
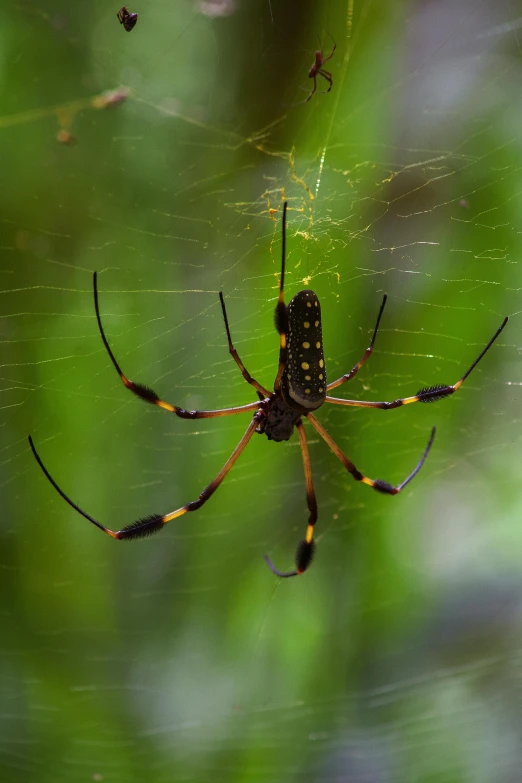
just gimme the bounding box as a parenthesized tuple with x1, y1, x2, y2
(321, 41, 337, 64)
(318, 69, 333, 92)
(306, 74, 318, 102)
(306, 413, 436, 496)
(29, 415, 261, 540)
(264, 420, 318, 578)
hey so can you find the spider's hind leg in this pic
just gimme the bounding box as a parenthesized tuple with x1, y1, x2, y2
(94, 272, 262, 420)
(219, 291, 269, 399)
(273, 203, 290, 391)
(325, 315, 508, 411)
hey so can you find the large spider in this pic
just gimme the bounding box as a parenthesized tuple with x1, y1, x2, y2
(29, 204, 507, 577)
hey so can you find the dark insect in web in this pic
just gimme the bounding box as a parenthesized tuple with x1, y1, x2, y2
(117, 6, 138, 32)
(29, 203, 508, 577)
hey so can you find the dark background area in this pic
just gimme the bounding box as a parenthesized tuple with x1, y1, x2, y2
(1, 1, 521, 781)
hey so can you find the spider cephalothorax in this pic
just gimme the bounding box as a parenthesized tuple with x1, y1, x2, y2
(256, 396, 301, 443)
(29, 203, 507, 577)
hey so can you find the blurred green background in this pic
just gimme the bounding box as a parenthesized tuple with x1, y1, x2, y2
(2, 1, 521, 781)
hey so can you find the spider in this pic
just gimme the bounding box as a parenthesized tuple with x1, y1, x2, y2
(29, 203, 508, 578)
(306, 36, 337, 102)
(117, 6, 138, 32)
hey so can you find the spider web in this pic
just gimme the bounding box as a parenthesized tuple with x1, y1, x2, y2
(2, 0, 522, 781)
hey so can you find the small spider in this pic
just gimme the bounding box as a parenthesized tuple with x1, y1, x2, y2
(29, 204, 507, 578)
(306, 36, 336, 102)
(117, 6, 138, 32)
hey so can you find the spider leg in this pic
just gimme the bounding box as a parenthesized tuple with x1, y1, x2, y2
(274, 203, 289, 391)
(306, 74, 318, 102)
(29, 416, 260, 540)
(306, 415, 436, 495)
(317, 70, 333, 92)
(219, 291, 270, 400)
(321, 41, 337, 64)
(327, 294, 387, 392)
(264, 419, 318, 578)
(94, 272, 262, 419)
(326, 316, 508, 410)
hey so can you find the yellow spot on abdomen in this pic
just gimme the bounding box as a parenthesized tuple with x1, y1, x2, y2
(319, 359, 324, 368)
(301, 362, 309, 370)
(302, 341, 310, 349)
(316, 341, 321, 349)
(304, 322, 310, 329)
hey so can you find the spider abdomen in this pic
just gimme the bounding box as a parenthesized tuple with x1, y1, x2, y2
(281, 290, 326, 412)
